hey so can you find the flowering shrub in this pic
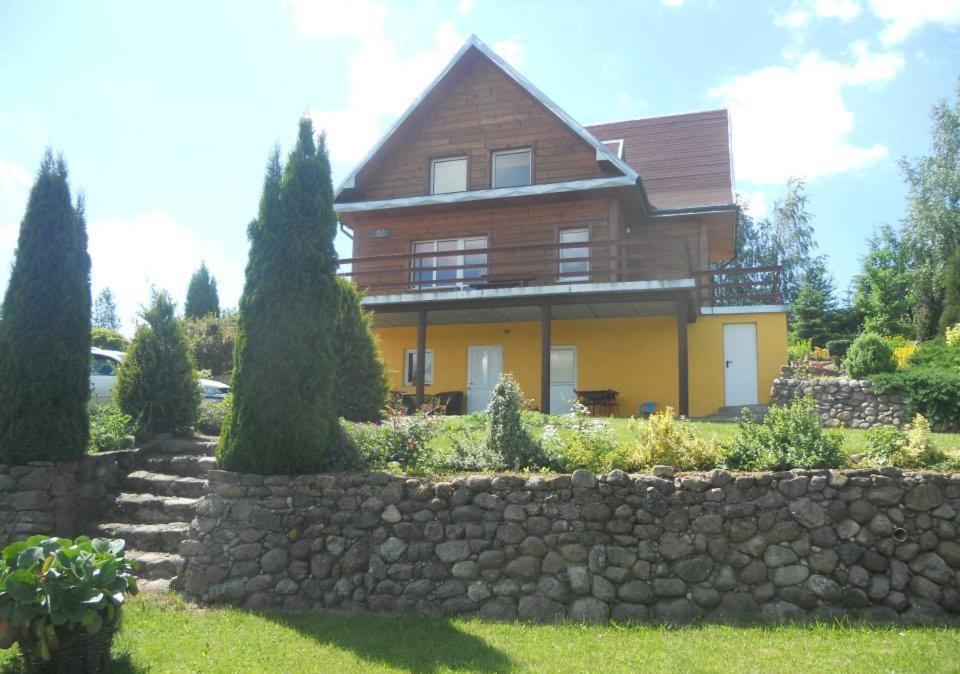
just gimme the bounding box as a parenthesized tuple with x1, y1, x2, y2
(787, 338, 813, 363)
(893, 343, 918, 369)
(811, 346, 830, 360)
(864, 414, 947, 468)
(947, 323, 960, 348)
(618, 408, 722, 471)
(541, 402, 619, 472)
(343, 405, 439, 470)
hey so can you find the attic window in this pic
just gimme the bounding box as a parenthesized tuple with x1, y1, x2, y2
(601, 139, 624, 159)
(431, 157, 468, 194)
(492, 149, 532, 188)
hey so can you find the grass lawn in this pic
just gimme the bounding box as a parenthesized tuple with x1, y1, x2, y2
(1, 597, 957, 673)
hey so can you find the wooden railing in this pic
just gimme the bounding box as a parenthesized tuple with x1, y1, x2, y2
(692, 266, 783, 307)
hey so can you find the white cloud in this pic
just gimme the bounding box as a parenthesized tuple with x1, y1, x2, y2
(492, 36, 524, 68)
(285, 0, 387, 39)
(710, 43, 904, 184)
(457, 0, 474, 14)
(743, 191, 770, 219)
(775, 10, 811, 28)
(775, 0, 861, 27)
(0, 160, 30, 207)
(869, 0, 960, 44)
(86, 212, 243, 333)
(661, 0, 685, 6)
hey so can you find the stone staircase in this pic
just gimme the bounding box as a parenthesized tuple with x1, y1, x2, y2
(91, 435, 216, 592)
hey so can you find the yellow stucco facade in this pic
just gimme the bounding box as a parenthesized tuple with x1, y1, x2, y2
(375, 311, 787, 417)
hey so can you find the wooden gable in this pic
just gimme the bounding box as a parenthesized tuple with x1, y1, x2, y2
(352, 49, 608, 202)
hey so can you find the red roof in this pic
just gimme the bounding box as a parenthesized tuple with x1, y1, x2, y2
(586, 109, 734, 210)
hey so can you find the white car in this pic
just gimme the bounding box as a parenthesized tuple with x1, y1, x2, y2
(90, 347, 230, 404)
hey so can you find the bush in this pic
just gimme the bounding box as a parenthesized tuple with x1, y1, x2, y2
(864, 414, 948, 468)
(540, 402, 619, 473)
(197, 394, 231, 436)
(115, 290, 200, 435)
(871, 367, 960, 429)
(91, 327, 128, 351)
(845, 333, 895, 378)
(0, 535, 137, 663)
(334, 278, 389, 422)
(618, 408, 722, 471)
(826, 339, 852, 359)
(89, 403, 134, 452)
(485, 374, 539, 469)
(721, 398, 845, 471)
(946, 324, 960, 348)
(787, 338, 812, 362)
(344, 407, 439, 470)
(906, 341, 960, 370)
(183, 311, 237, 377)
(893, 343, 918, 369)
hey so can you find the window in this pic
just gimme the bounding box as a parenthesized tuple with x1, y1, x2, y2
(601, 139, 624, 159)
(558, 228, 589, 282)
(404, 349, 434, 386)
(411, 236, 488, 288)
(90, 354, 118, 377)
(431, 157, 467, 194)
(491, 149, 532, 188)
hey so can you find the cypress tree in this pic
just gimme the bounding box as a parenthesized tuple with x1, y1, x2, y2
(334, 277, 388, 422)
(218, 118, 340, 474)
(0, 151, 91, 463)
(184, 262, 220, 318)
(115, 290, 199, 434)
(938, 248, 960, 334)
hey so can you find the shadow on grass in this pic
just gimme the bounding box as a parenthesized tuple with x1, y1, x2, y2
(263, 611, 513, 673)
(0, 650, 148, 674)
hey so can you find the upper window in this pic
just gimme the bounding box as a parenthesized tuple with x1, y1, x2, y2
(601, 139, 624, 159)
(558, 228, 590, 282)
(411, 236, 489, 289)
(491, 149, 532, 188)
(431, 157, 468, 194)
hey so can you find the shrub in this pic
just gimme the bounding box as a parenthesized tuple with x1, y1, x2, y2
(787, 338, 813, 362)
(946, 324, 960, 348)
(485, 374, 539, 469)
(115, 290, 200, 435)
(811, 346, 830, 360)
(183, 311, 237, 377)
(0, 152, 91, 464)
(826, 339, 852, 359)
(864, 415, 948, 468)
(345, 407, 439, 470)
(89, 403, 134, 452)
(184, 262, 220, 319)
(845, 333, 895, 378)
(334, 278, 389, 422)
(906, 340, 960, 370)
(0, 535, 137, 663)
(871, 367, 960, 430)
(893, 343, 918, 369)
(445, 427, 507, 472)
(197, 394, 231, 436)
(540, 402, 618, 473)
(91, 327, 128, 351)
(722, 398, 845, 471)
(619, 408, 722, 471)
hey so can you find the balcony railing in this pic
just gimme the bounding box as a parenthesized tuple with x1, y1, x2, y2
(340, 240, 783, 306)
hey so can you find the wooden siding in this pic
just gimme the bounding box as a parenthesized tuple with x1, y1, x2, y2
(355, 54, 606, 202)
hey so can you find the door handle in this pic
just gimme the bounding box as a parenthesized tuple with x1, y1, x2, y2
(725, 360, 733, 368)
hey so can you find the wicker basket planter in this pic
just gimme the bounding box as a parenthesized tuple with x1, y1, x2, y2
(18, 619, 117, 674)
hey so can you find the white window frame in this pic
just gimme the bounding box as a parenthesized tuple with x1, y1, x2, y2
(558, 228, 590, 282)
(411, 236, 489, 289)
(404, 349, 434, 386)
(601, 139, 624, 159)
(491, 148, 532, 189)
(430, 156, 468, 195)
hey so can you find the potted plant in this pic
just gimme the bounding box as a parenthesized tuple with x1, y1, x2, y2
(0, 535, 138, 673)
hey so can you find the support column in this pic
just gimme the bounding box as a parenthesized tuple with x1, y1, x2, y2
(541, 303, 551, 415)
(415, 308, 427, 409)
(676, 299, 689, 417)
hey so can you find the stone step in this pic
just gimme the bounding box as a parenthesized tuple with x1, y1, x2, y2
(136, 454, 217, 478)
(112, 493, 199, 524)
(139, 434, 217, 456)
(123, 471, 207, 499)
(126, 549, 185, 580)
(95, 522, 190, 554)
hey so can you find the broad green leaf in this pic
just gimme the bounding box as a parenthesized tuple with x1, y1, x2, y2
(91, 539, 111, 554)
(81, 610, 102, 635)
(5, 570, 37, 602)
(80, 592, 104, 607)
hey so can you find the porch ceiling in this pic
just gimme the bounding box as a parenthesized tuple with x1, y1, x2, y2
(372, 299, 679, 327)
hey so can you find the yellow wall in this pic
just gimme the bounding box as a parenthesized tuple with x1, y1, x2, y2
(375, 311, 787, 417)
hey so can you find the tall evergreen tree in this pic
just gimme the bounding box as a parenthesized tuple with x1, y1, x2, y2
(853, 224, 914, 337)
(939, 247, 960, 333)
(334, 277, 388, 422)
(0, 151, 91, 463)
(184, 262, 220, 318)
(219, 118, 340, 474)
(790, 258, 838, 346)
(93, 287, 120, 329)
(770, 178, 817, 304)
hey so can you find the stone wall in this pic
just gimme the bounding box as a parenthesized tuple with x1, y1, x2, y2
(770, 373, 908, 429)
(177, 467, 960, 623)
(0, 451, 134, 545)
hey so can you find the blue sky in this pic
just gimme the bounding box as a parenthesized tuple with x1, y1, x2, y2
(1, 0, 959, 330)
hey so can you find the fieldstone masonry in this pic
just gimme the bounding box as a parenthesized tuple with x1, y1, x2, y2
(771, 372, 908, 429)
(177, 466, 960, 623)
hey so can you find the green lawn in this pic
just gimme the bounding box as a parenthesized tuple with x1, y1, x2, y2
(1, 597, 957, 673)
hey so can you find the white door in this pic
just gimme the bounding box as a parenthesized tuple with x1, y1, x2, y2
(723, 324, 759, 407)
(467, 345, 503, 413)
(550, 347, 577, 414)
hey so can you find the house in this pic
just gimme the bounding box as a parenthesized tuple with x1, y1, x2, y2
(336, 36, 787, 418)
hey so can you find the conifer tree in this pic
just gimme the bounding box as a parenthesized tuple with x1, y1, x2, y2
(184, 262, 220, 318)
(790, 258, 838, 346)
(939, 248, 960, 334)
(0, 151, 91, 463)
(93, 287, 120, 329)
(334, 277, 388, 422)
(219, 118, 340, 474)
